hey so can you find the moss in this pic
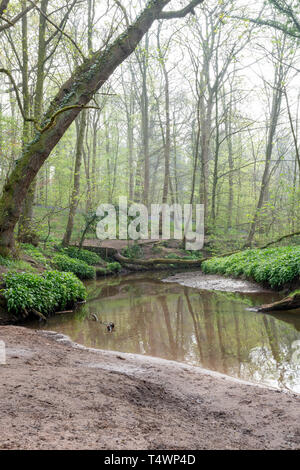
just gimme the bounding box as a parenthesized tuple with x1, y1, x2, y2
(289, 289, 300, 297)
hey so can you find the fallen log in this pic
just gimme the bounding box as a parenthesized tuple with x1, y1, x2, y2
(257, 292, 300, 312)
(55, 310, 74, 315)
(114, 252, 205, 266)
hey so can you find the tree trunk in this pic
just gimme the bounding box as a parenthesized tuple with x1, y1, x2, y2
(0, 0, 203, 255)
(246, 45, 286, 246)
(141, 34, 150, 207)
(62, 110, 87, 246)
(18, 0, 48, 244)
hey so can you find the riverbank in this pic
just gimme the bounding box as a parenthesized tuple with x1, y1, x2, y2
(0, 326, 299, 450)
(163, 271, 273, 293)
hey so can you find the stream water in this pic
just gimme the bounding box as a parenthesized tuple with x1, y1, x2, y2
(28, 272, 300, 392)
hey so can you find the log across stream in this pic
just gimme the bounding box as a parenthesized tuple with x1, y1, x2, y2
(27, 271, 300, 393)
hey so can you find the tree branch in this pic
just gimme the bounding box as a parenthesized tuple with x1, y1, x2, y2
(0, 0, 37, 33)
(0, 69, 108, 132)
(230, 15, 300, 39)
(0, 0, 9, 17)
(27, 0, 85, 60)
(113, 0, 129, 27)
(158, 0, 204, 20)
(0, 68, 25, 119)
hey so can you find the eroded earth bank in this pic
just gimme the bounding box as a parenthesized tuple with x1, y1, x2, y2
(0, 326, 299, 450)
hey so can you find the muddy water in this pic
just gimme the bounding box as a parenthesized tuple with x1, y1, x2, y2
(28, 272, 300, 392)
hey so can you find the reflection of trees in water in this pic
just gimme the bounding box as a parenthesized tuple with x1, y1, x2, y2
(215, 299, 229, 375)
(253, 314, 300, 391)
(233, 303, 242, 378)
(36, 279, 300, 392)
(158, 296, 177, 359)
(184, 288, 203, 363)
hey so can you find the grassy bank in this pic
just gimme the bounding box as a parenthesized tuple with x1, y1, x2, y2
(0, 243, 121, 322)
(202, 246, 300, 289)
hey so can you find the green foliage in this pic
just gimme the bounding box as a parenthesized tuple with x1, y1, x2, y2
(151, 244, 163, 254)
(164, 251, 202, 260)
(52, 254, 95, 279)
(164, 253, 182, 259)
(32, 206, 86, 243)
(182, 250, 203, 260)
(0, 255, 12, 267)
(106, 262, 121, 273)
(122, 243, 142, 259)
(59, 246, 102, 265)
(0, 254, 36, 272)
(96, 267, 108, 276)
(2, 270, 86, 318)
(202, 246, 300, 288)
(21, 243, 50, 267)
(289, 289, 300, 297)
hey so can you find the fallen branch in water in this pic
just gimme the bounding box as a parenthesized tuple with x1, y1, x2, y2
(32, 309, 47, 321)
(257, 292, 300, 313)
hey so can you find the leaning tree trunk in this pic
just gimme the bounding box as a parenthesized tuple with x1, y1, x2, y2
(0, 2, 181, 254)
(0, 0, 204, 255)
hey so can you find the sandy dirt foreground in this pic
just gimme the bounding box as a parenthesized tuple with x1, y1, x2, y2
(0, 326, 299, 450)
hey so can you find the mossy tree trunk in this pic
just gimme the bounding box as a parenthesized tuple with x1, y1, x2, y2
(0, 0, 204, 255)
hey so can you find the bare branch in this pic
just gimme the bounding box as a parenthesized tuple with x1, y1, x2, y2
(0, 0, 37, 33)
(158, 0, 204, 20)
(113, 0, 129, 27)
(0, 68, 25, 119)
(230, 15, 300, 40)
(27, 0, 86, 60)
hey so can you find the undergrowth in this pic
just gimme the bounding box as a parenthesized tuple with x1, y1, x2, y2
(1, 271, 86, 318)
(52, 254, 96, 279)
(58, 246, 102, 265)
(202, 246, 300, 288)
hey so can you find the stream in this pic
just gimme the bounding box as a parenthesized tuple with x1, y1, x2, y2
(27, 271, 300, 393)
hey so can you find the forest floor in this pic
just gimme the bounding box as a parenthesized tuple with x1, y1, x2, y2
(0, 325, 299, 450)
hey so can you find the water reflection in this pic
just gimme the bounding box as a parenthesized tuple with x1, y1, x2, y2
(28, 273, 300, 393)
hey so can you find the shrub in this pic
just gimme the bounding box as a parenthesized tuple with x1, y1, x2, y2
(122, 243, 142, 259)
(59, 246, 101, 265)
(2, 270, 86, 318)
(106, 262, 121, 273)
(96, 267, 108, 276)
(52, 254, 95, 279)
(202, 246, 300, 288)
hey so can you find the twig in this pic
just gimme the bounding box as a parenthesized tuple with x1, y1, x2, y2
(27, 0, 85, 60)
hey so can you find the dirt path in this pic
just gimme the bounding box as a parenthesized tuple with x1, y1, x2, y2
(0, 326, 299, 450)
